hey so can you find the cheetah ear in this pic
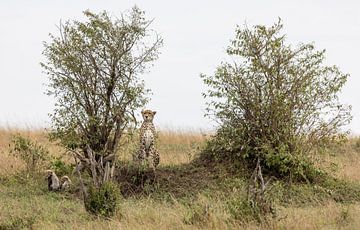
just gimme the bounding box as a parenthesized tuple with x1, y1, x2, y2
(153, 111, 157, 115)
(141, 110, 145, 114)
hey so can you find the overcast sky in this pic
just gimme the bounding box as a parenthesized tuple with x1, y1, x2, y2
(0, 1, 359, 133)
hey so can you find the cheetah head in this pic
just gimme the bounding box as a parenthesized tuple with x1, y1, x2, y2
(61, 175, 72, 183)
(141, 109, 157, 122)
(45, 169, 55, 177)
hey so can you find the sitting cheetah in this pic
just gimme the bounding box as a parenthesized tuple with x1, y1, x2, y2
(45, 170, 72, 191)
(135, 109, 160, 169)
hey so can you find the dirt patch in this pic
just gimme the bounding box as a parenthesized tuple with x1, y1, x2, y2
(114, 160, 223, 198)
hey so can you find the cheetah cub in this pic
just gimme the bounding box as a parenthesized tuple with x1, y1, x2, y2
(135, 109, 160, 169)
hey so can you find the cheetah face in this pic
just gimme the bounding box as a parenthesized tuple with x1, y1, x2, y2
(61, 176, 72, 183)
(45, 169, 54, 177)
(141, 109, 157, 122)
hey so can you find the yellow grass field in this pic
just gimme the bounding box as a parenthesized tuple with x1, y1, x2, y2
(1, 128, 360, 229)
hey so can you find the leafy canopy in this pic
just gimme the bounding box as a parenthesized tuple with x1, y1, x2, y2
(201, 20, 351, 180)
(42, 7, 162, 157)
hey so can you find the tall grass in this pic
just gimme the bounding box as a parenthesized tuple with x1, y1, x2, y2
(117, 129, 208, 166)
(1, 128, 360, 229)
(0, 128, 64, 176)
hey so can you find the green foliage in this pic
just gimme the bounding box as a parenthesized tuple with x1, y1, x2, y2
(49, 157, 74, 177)
(322, 178, 360, 203)
(226, 195, 267, 222)
(203, 126, 324, 181)
(41, 7, 162, 174)
(271, 182, 328, 206)
(225, 189, 276, 222)
(85, 181, 121, 218)
(0, 216, 36, 230)
(201, 19, 351, 181)
(266, 177, 360, 207)
(10, 135, 49, 173)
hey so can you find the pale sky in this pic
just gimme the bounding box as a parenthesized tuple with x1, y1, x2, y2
(0, 1, 359, 133)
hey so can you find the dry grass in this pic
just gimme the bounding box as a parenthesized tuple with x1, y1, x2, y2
(0, 128, 206, 175)
(275, 201, 360, 229)
(238, 201, 360, 230)
(157, 130, 208, 166)
(1, 129, 360, 229)
(311, 137, 360, 182)
(0, 128, 64, 176)
(117, 129, 208, 166)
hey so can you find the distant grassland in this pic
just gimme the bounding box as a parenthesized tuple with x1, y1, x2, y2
(1, 128, 360, 229)
(0, 128, 208, 176)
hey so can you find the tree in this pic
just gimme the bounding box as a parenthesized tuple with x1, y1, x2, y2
(41, 7, 163, 189)
(201, 20, 351, 180)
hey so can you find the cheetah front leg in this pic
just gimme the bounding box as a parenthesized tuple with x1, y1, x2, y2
(134, 147, 147, 164)
(149, 147, 160, 170)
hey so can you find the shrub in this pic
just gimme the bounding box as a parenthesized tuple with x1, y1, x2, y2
(49, 157, 74, 177)
(201, 20, 351, 181)
(10, 135, 49, 173)
(226, 195, 264, 222)
(84, 181, 121, 218)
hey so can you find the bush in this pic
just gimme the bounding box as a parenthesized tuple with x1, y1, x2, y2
(226, 195, 266, 222)
(84, 181, 121, 218)
(10, 135, 49, 173)
(49, 157, 74, 177)
(322, 178, 360, 203)
(203, 126, 325, 182)
(201, 20, 351, 181)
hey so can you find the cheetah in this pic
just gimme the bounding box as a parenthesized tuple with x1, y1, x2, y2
(46, 170, 60, 191)
(135, 109, 160, 169)
(45, 170, 72, 191)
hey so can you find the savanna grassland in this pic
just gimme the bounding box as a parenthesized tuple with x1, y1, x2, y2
(1, 128, 360, 229)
